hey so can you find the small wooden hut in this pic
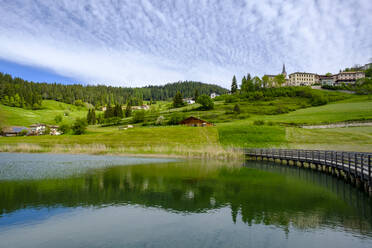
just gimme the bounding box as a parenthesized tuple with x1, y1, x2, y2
(179, 116, 214, 127)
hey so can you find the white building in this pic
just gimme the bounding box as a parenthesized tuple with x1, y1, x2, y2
(210, 93, 219, 99)
(334, 71, 365, 85)
(29, 124, 46, 135)
(288, 72, 319, 86)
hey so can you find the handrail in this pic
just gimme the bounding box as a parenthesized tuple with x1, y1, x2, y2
(244, 148, 372, 193)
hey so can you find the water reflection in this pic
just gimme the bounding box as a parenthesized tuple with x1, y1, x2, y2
(1, 159, 371, 238)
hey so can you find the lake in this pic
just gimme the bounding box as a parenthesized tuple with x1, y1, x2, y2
(0, 153, 371, 248)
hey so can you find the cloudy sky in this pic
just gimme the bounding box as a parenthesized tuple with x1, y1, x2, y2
(0, 0, 371, 88)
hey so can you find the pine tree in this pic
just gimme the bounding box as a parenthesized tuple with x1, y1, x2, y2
(87, 109, 92, 124)
(173, 91, 184, 108)
(91, 109, 96, 124)
(231, 76, 238, 94)
(125, 102, 132, 117)
(194, 89, 199, 101)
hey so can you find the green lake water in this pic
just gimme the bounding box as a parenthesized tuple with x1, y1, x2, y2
(0, 153, 371, 248)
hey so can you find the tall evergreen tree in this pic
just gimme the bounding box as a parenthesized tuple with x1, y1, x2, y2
(125, 102, 132, 117)
(194, 89, 199, 101)
(173, 91, 184, 108)
(87, 109, 92, 124)
(231, 76, 238, 94)
(91, 109, 96, 124)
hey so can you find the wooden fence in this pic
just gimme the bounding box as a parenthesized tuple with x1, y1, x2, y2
(244, 148, 372, 193)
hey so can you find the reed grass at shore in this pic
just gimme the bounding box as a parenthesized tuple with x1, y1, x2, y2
(0, 143, 244, 160)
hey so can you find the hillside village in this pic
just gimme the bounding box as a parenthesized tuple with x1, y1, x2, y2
(264, 62, 371, 87)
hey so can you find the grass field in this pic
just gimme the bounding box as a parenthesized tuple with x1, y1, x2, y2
(1, 94, 372, 156)
(252, 99, 372, 125)
(0, 100, 92, 127)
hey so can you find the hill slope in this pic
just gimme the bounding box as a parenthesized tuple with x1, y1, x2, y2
(0, 100, 90, 127)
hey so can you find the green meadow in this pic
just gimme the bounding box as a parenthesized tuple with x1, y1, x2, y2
(1, 90, 372, 156)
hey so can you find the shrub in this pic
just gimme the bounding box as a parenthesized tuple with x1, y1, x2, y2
(233, 104, 241, 114)
(275, 106, 289, 114)
(253, 120, 265, 125)
(197, 95, 214, 110)
(72, 118, 88, 135)
(168, 112, 186, 125)
(224, 95, 239, 103)
(74, 99, 85, 107)
(310, 94, 328, 106)
(104, 117, 122, 125)
(132, 110, 145, 123)
(58, 124, 71, 134)
(54, 114, 63, 123)
(155, 115, 165, 125)
(19, 129, 28, 136)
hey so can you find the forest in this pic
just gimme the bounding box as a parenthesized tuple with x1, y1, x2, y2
(0, 72, 228, 109)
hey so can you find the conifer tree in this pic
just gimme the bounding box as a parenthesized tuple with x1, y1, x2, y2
(173, 91, 184, 108)
(194, 89, 199, 101)
(231, 76, 238, 94)
(125, 102, 132, 117)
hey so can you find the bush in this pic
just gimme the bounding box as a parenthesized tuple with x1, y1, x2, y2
(224, 95, 239, 103)
(168, 112, 186, 125)
(197, 95, 214, 110)
(310, 94, 328, 106)
(104, 117, 122, 125)
(253, 120, 265, 125)
(132, 110, 145, 123)
(275, 106, 289, 114)
(74, 99, 85, 107)
(58, 124, 71, 134)
(233, 104, 241, 114)
(155, 115, 165, 125)
(19, 129, 28, 136)
(54, 114, 63, 123)
(72, 118, 88, 135)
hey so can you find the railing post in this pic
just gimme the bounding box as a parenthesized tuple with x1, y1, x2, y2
(348, 152, 351, 173)
(361, 154, 364, 181)
(369, 155, 371, 185)
(354, 153, 357, 176)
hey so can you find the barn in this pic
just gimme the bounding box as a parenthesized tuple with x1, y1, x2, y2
(179, 116, 214, 127)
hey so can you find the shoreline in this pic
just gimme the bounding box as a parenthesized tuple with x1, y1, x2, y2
(0, 143, 244, 161)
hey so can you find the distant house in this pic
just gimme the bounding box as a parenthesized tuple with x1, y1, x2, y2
(141, 105, 150, 110)
(49, 125, 61, 135)
(210, 93, 219, 99)
(29, 123, 46, 135)
(179, 116, 214, 127)
(1, 126, 28, 137)
(361, 63, 372, 70)
(184, 98, 195, 104)
(319, 75, 335, 86)
(132, 105, 150, 110)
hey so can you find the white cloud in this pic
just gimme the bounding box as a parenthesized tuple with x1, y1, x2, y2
(0, 0, 371, 87)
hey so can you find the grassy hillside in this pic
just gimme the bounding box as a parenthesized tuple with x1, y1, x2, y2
(252, 98, 372, 125)
(0, 100, 93, 127)
(1, 92, 372, 155)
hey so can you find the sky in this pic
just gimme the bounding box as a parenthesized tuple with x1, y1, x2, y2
(0, 0, 371, 88)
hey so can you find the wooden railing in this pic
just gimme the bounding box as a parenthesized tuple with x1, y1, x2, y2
(244, 148, 372, 191)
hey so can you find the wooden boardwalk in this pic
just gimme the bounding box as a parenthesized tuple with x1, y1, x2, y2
(244, 148, 372, 194)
